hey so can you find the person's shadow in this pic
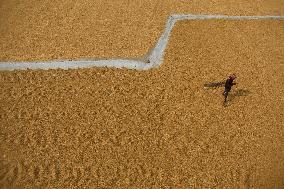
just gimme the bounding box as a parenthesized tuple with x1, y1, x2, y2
(224, 89, 250, 107)
(232, 89, 250, 99)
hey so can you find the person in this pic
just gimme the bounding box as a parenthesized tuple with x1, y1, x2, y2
(223, 74, 237, 103)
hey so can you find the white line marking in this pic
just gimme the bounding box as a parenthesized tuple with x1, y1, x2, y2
(0, 14, 283, 71)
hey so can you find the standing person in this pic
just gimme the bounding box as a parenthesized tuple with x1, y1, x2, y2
(223, 74, 237, 103)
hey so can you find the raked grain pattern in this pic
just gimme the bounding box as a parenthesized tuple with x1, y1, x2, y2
(1, 20, 283, 188)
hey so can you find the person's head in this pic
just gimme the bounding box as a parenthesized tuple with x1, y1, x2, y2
(229, 73, 236, 80)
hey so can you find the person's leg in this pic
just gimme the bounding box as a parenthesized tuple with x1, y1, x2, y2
(223, 91, 228, 102)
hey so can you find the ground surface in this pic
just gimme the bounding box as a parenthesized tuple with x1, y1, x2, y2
(0, 0, 284, 188)
(1, 19, 284, 188)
